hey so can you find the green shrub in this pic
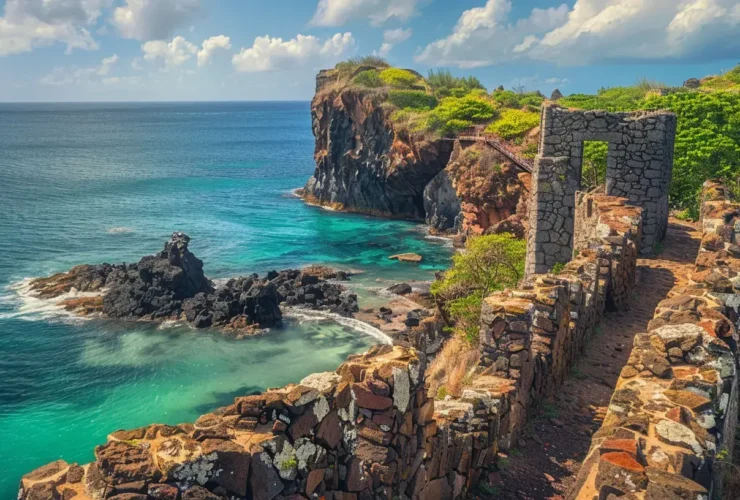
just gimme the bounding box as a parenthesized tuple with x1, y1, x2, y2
(486, 108, 540, 139)
(387, 89, 438, 109)
(335, 56, 389, 77)
(492, 90, 521, 108)
(427, 69, 485, 95)
(434, 96, 496, 124)
(519, 93, 545, 107)
(442, 119, 474, 135)
(432, 234, 526, 344)
(352, 69, 383, 88)
(643, 90, 740, 213)
(559, 85, 649, 112)
(582, 141, 609, 190)
(379, 68, 420, 89)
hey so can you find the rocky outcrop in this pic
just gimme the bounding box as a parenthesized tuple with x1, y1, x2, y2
(302, 85, 452, 220)
(424, 141, 529, 239)
(28, 234, 358, 332)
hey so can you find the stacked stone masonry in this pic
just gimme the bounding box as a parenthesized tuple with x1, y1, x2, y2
(526, 104, 676, 276)
(17, 193, 648, 500)
(571, 180, 740, 500)
(479, 193, 643, 449)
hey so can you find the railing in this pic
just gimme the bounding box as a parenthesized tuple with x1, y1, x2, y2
(448, 130, 534, 174)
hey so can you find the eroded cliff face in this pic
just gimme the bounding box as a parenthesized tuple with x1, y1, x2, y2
(303, 85, 452, 220)
(424, 141, 530, 240)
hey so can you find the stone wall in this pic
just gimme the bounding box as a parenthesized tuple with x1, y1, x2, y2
(526, 104, 676, 276)
(480, 193, 643, 448)
(570, 181, 740, 500)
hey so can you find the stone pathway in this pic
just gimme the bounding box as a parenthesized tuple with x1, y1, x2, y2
(493, 218, 701, 500)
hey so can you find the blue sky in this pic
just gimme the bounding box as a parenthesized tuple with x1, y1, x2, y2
(0, 0, 738, 102)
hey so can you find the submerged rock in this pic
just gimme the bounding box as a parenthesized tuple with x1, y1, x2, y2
(389, 253, 423, 263)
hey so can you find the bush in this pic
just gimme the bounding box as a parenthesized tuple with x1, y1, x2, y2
(427, 69, 486, 95)
(559, 85, 649, 112)
(352, 69, 383, 88)
(486, 108, 540, 139)
(379, 68, 420, 89)
(582, 141, 609, 190)
(432, 234, 526, 343)
(643, 90, 740, 213)
(387, 89, 438, 109)
(335, 56, 389, 77)
(491, 90, 521, 108)
(434, 96, 496, 123)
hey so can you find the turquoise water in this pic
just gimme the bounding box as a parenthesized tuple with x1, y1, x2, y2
(0, 102, 452, 498)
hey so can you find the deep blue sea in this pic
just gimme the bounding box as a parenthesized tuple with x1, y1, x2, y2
(0, 102, 452, 498)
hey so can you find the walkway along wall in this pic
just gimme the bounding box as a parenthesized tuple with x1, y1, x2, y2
(525, 105, 677, 276)
(17, 192, 647, 500)
(570, 181, 740, 500)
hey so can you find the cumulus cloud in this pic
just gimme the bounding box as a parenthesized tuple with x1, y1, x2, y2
(417, 0, 740, 67)
(142, 36, 197, 69)
(40, 53, 119, 85)
(197, 35, 231, 67)
(111, 0, 200, 41)
(416, 0, 569, 68)
(0, 0, 110, 55)
(232, 32, 355, 73)
(376, 27, 413, 57)
(311, 0, 420, 26)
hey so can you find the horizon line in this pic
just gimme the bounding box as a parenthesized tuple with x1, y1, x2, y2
(0, 99, 313, 104)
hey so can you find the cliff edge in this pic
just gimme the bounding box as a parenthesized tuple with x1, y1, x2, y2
(303, 72, 452, 220)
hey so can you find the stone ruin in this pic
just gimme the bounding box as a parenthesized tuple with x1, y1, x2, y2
(525, 104, 677, 276)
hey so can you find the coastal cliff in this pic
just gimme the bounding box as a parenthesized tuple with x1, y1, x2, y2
(302, 74, 452, 220)
(302, 65, 533, 237)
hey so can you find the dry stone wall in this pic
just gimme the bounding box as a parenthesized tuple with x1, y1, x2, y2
(526, 104, 676, 276)
(480, 193, 643, 448)
(570, 181, 740, 500)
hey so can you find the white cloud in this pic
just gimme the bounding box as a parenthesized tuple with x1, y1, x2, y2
(40, 53, 119, 85)
(417, 0, 740, 68)
(142, 36, 197, 69)
(197, 35, 231, 67)
(375, 28, 413, 57)
(0, 0, 110, 56)
(311, 0, 420, 26)
(232, 32, 356, 73)
(111, 0, 200, 41)
(416, 0, 569, 68)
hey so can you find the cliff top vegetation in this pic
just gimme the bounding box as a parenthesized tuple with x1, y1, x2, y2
(322, 57, 544, 145)
(322, 58, 739, 214)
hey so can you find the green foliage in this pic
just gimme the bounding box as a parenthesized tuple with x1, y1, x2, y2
(559, 85, 651, 112)
(352, 69, 383, 88)
(491, 90, 544, 109)
(432, 234, 526, 344)
(427, 69, 486, 98)
(335, 56, 389, 77)
(521, 142, 539, 159)
(379, 68, 420, 89)
(701, 66, 740, 90)
(387, 89, 438, 109)
(550, 262, 566, 274)
(432, 95, 496, 127)
(486, 108, 540, 139)
(643, 91, 740, 212)
(582, 141, 609, 190)
(436, 386, 449, 400)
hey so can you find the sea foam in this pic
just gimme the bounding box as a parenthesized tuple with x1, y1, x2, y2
(284, 307, 393, 345)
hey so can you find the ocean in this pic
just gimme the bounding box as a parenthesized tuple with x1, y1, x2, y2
(0, 102, 452, 498)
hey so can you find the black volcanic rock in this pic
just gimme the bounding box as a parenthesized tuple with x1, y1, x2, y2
(103, 232, 214, 320)
(30, 233, 359, 332)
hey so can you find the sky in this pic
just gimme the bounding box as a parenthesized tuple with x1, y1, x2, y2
(0, 0, 738, 102)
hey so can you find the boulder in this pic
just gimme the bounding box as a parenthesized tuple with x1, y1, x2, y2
(389, 253, 423, 263)
(388, 283, 412, 296)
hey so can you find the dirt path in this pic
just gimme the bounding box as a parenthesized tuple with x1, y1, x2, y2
(493, 219, 701, 500)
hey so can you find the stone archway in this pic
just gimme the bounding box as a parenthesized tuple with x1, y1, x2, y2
(525, 104, 677, 276)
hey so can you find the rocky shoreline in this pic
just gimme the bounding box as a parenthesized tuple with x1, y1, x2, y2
(28, 233, 360, 336)
(26, 232, 439, 343)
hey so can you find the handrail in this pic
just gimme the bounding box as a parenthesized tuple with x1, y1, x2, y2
(446, 133, 533, 174)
